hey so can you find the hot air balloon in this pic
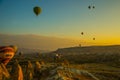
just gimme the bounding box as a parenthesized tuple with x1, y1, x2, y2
(88, 5, 91, 9)
(33, 6, 42, 16)
(93, 6, 95, 9)
(81, 32, 84, 35)
(88, 0, 95, 9)
(93, 38, 95, 40)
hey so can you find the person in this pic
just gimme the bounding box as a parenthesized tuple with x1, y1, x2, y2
(0, 45, 17, 80)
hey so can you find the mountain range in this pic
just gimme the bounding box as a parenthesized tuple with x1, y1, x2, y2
(0, 34, 79, 51)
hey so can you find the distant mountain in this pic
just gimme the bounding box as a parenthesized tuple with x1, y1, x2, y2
(0, 34, 78, 51)
(54, 45, 120, 55)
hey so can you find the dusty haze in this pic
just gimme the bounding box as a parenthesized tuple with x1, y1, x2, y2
(0, 34, 81, 50)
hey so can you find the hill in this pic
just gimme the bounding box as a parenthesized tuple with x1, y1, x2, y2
(54, 45, 120, 55)
(0, 34, 78, 51)
(48, 45, 120, 66)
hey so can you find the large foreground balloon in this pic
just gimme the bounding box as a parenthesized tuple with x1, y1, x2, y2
(33, 6, 42, 16)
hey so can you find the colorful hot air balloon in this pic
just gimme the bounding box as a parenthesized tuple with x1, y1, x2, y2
(33, 6, 42, 16)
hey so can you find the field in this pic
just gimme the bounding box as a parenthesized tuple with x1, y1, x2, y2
(7, 46, 120, 80)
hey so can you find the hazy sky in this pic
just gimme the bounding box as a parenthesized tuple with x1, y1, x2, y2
(0, 0, 120, 46)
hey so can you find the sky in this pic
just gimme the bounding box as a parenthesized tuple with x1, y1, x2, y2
(0, 0, 120, 46)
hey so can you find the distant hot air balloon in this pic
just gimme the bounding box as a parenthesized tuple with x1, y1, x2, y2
(88, 5, 95, 9)
(33, 6, 42, 16)
(88, 0, 95, 9)
(93, 6, 95, 9)
(93, 38, 95, 40)
(88, 5, 91, 9)
(81, 32, 84, 35)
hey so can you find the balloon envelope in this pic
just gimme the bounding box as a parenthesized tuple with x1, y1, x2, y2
(81, 32, 84, 35)
(88, 5, 91, 9)
(33, 6, 42, 16)
(93, 38, 95, 40)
